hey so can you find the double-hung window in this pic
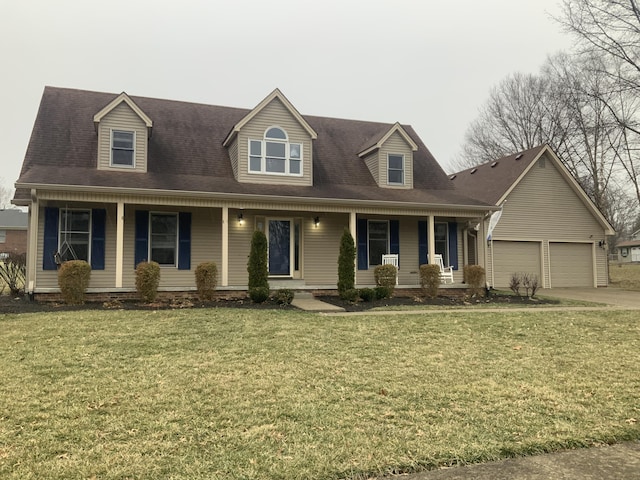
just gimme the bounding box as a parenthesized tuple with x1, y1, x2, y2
(150, 213, 178, 266)
(111, 130, 135, 167)
(368, 220, 389, 266)
(59, 209, 91, 262)
(249, 127, 302, 176)
(388, 154, 404, 185)
(435, 222, 449, 264)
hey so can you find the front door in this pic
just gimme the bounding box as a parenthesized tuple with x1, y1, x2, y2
(268, 220, 291, 276)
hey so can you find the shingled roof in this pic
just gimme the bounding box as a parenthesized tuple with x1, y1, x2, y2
(449, 146, 546, 205)
(15, 87, 491, 209)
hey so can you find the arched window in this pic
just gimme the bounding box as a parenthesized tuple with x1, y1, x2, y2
(249, 126, 302, 176)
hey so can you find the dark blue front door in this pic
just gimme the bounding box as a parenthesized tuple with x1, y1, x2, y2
(268, 220, 291, 276)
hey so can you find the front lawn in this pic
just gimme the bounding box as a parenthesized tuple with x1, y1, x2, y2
(610, 262, 640, 291)
(1, 308, 639, 479)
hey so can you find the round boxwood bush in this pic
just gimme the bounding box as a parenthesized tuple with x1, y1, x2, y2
(58, 260, 91, 304)
(358, 287, 376, 302)
(339, 288, 360, 302)
(273, 288, 294, 305)
(136, 261, 161, 303)
(249, 286, 270, 304)
(420, 263, 441, 299)
(374, 285, 392, 300)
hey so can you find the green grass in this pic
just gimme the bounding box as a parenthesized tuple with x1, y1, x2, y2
(610, 263, 640, 291)
(1, 308, 639, 479)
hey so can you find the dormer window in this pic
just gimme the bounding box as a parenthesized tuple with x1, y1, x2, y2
(388, 154, 404, 185)
(111, 130, 135, 167)
(248, 127, 302, 176)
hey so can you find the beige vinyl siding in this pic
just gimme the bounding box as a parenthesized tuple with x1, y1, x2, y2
(364, 153, 379, 185)
(491, 240, 542, 288)
(227, 210, 255, 286)
(36, 204, 117, 289)
(303, 213, 346, 285)
(122, 206, 221, 289)
(492, 155, 608, 286)
(236, 98, 313, 186)
(228, 137, 239, 179)
(549, 242, 594, 287)
(97, 103, 148, 172)
(379, 131, 414, 189)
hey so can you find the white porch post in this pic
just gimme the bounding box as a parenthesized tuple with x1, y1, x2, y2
(463, 227, 469, 269)
(427, 215, 436, 264)
(115, 201, 124, 288)
(221, 206, 229, 287)
(349, 211, 357, 284)
(27, 191, 38, 293)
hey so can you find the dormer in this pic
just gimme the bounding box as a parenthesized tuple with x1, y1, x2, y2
(93, 92, 152, 173)
(358, 122, 418, 189)
(223, 89, 317, 186)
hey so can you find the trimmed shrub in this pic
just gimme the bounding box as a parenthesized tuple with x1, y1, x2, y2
(274, 288, 294, 305)
(0, 252, 26, 296)
(339, 288, 360, 302)
(374, 285, 392, 300)
(195, 262, 218, 301)
(248, 230, 269, 291)
(464, 265, 486, 297)
(359, 287, 376, 302)
(420, 264, 441, 299)
(337, 228, 356, 294)
(136, 261, 161, 303)
(249, 286, 270, 304)
(58, 260, 91, 304)
(374, 263, 397, 295)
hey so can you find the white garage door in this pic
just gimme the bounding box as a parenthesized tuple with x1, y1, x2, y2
(550, 242, 593, 287)
(492, 241, 541, 288)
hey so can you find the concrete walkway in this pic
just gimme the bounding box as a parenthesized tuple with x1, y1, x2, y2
(382, 441, 640, 480)
(290, 292, 344, 312)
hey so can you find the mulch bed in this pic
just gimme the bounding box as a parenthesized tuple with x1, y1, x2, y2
(1, 291, 560, 315)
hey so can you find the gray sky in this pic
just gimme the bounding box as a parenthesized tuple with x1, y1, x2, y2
(0, 0, 572, 196)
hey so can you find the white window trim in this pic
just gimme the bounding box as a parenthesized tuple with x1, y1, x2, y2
(58, 208, 92, 263)
(367, 219, 390, 268)
(149, 212, 179, 268)
(110, 129, 136, 169)
(248, 126, 303, 177)
(387, 153, 405, 185)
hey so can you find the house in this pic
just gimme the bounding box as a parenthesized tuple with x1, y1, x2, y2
(0, 209, 28, 258)
(13, 87, 496, 295)
(615, 229, 640, 263)
(451, 145, 615, 288)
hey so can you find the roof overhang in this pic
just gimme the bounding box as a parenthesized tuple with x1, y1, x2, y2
(358, 122, 419, 158)
(222, 88, 318, 147)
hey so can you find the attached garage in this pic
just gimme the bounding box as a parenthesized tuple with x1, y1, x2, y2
(492, 240, 541, 288)
(549, 242, 594, 287)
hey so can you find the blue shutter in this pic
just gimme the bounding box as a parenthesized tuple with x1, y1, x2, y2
(43, 207, 59, 270)
(178, 212, 191, 270)
(448, 222, 458, 270)
(357, 218, 368, 270)
(418, 220, 427, 266)
(91, 209, 106, 270)
(135, 210, 149, 267)
(389, 220, 399, 267)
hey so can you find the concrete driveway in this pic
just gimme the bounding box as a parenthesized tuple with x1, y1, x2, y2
(542, 287, 640, 309)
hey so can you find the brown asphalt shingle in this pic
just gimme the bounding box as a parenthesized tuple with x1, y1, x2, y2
(16, 87, 492, 208)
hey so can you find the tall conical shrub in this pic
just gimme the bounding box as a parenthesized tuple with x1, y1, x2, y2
(337, 228, 356, 294)
(247, 230, 269, 301)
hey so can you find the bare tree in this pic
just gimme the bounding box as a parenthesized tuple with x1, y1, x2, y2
(0, 178, 14, 209)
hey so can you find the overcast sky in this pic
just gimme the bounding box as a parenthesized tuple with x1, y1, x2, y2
(0, 0, 573, 197)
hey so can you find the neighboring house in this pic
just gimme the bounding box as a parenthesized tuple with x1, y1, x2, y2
(451, 145, 615, 288)
(13, 87, 496, 294)
(615, 229, 640, 263)
(0, 209, 28, 258)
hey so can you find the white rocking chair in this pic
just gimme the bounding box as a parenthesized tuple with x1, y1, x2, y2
(382, 254, 399, 285)
(434, 254, 454, 284)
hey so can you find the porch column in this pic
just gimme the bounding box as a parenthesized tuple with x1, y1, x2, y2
(115, 202, 125, 288)
(427, 215, 436, 264)
(463, 227, 469, 269)
(26, 191, 38, 293)
(349, 211, 357, 283)
(221, 206, 229, 287)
